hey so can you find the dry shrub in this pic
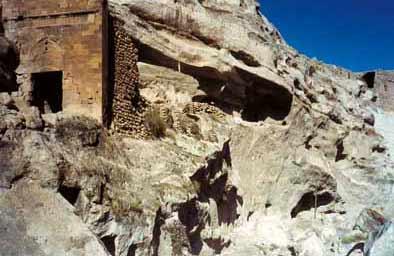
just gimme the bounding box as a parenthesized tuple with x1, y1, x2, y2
(144, 106, 167, 138)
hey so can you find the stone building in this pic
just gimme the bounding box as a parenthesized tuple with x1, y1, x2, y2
(362, 71, 394, 113)
(375, 71, 394, 113)
(2, 0, 108, 121)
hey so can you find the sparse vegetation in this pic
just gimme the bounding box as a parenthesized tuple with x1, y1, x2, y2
(308, 65, 317, 76)
(144, 106, 167, 138)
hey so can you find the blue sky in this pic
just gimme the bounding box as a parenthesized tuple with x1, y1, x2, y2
(261, 0, 394, 72)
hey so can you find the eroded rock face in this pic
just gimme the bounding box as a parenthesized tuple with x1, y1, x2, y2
(1, 1, 394, 256)
(109, 0, 291, 109)
(0, 183, 111, 256)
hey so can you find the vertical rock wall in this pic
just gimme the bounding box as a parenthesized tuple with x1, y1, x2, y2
(111, 19, 149, 138)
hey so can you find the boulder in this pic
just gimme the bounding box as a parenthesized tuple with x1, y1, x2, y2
(42, 113, 59, 128)
(0, 182, 111, 256)
(0, 92, 13, 107)
(24, 106, 44, 130)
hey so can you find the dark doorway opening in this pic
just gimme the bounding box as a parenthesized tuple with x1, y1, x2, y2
(362, 72, 376, 89)
(58, 185, 81, 206)
(101, 235, 116, 256)
(31, 71, 63, 113)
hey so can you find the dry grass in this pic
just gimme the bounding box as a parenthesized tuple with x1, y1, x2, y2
(144, 106, 167, 138)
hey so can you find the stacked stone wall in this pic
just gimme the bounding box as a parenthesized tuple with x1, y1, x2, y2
(111, 19, 149, 138)
(183, 102, 225, 120)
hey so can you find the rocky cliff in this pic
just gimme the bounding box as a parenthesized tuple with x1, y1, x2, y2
(1, 1, 394, 256)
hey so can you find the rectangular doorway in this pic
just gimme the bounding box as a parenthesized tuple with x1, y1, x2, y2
(31, 71, 63, 113)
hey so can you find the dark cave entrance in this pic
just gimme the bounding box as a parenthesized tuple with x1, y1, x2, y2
(362, 72, 376, 89)
(101, 235, 116, 256)
(290, 191, 335, 218)
(135, 40, 293, 122)
(31, 71, 63, 113)
(241, 84, 293, 122)
(58, 185, 81, 206)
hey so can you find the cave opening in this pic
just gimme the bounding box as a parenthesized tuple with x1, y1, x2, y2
(230, 50, 261, 67)
(136, 41, 293, 122)
(31, 71, 63, 113)
(241, 83, 293, 122)
(335, 140, 347, 162)
(101, 235, 116, 256)
(127, 244, 137, 256)
(58, 185, 81, 205)
(290, 191, 335, 218)
(362, 72, 376, 89)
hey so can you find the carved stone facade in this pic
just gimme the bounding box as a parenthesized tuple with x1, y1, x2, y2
(2, 0, 108, 120)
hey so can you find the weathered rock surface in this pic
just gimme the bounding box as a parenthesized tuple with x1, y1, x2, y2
(109, 0, 292, 111)
(370, 222, 394, 256)
(0, 182, 111, 256)
(1, 1, 394, 256)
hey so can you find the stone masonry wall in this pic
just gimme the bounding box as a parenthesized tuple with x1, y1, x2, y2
(2, 0, 102, 18)
(375, 71, 394, 113)
(2, 0, 106, 120)
(111, 19, 149, 138)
